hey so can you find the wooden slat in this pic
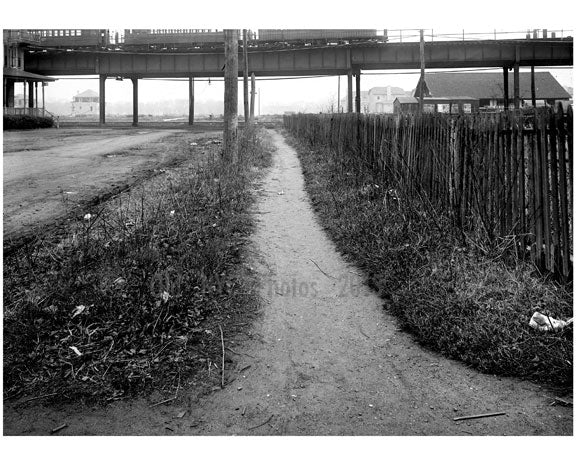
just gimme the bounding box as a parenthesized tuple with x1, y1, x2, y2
(555, 109, 571, 278)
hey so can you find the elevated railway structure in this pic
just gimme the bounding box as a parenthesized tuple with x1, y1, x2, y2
(4, 29, 573, 125)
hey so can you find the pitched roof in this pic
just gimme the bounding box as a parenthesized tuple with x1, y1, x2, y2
(395, 96, 418, 103)
(421, 72, 570, 100)
(368, 86, 407, 95)
(75, 89, 99, 98)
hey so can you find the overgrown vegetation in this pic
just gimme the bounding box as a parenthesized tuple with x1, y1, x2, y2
(4, 114, 54, 130)
(287, 129, 573, 389)
(3, 127, 273, 402)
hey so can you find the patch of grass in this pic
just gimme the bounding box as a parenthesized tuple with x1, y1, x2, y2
(3, 126, 273, 402)
(289, 133, 572, 389)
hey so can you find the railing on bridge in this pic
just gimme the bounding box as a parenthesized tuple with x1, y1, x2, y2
(3, 30, 42, 45)
(381, 28, 572, 43)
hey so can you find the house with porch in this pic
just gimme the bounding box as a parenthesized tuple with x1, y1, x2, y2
(413, 72, 570, 111)
(3, 29, 56, 117)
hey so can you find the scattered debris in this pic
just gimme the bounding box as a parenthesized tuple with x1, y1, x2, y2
(453, 411, 506, 421)
(219, 325, 225, 389)
(175, 411, 187, 419)
(277, 190, 285, 195)
(51, 424, 68, 434)
(17, 392, 57, 405)
(225, 347, 256, 359)
(529, 312, 573, 332)
(309, 258, 336, 280)
(71, 305, 86, 318)
(544, 395, 573, 407)
(83, 213, 92, 221)
(150, 396, 177, 407)
(241, 406, 247, 416)
(70, 346, 82, 357)
(248, 414, 274, 431)
(239, 364, 252, 373)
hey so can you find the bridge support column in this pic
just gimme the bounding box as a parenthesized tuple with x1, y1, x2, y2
(503, 67, 509, 110)
(347, 70, 353, 113)
(513, 62, 520, 109)
(188, 77, 194, 125)
(355, 70, 361, 113)
(513, 46, 520, 109)
(99, 75, 106, 125)
(131, 78, 139, 127)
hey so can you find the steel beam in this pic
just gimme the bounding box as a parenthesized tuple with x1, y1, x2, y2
(24, 38, 573, 78)
(503, 67, 509, 110)
(355, 70, 361, 113)
(189, 76, 194, 125)
(99, 75, 106, 125)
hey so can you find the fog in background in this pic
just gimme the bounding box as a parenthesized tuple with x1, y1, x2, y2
(37, 67, 572, 117)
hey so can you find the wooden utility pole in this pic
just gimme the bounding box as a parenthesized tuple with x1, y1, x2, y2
(347, 70, 353, 112)
(223, 29, 239, 162)
(355, 70, 361, 113)
(242, 29, 249, 124)
(250, 72, 256, 121)
(419, 29, 425, 114)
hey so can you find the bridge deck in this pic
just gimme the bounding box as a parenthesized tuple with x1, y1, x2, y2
(24, 38, 573, 78)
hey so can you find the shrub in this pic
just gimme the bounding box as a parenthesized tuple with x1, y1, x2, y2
(4, 114, 54, 130)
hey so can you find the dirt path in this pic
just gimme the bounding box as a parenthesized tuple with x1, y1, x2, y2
(3, 129, 211, 243)
(3, 130, 571, 435)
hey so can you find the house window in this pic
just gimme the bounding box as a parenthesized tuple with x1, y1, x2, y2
(437, 104, 450, 113)
(463, 103, 472, 113)
(423, 104, 435, 113)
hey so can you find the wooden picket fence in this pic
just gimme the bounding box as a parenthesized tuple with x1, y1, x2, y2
(284, 106, 573, 281)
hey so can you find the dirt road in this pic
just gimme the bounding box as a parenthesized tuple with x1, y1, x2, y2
(3, 128, 209, 244)
(3, 130, 571, 435)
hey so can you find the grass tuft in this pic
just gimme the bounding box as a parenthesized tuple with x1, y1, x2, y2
(290, 133, 572, 389)
(3, 126, 273, 402)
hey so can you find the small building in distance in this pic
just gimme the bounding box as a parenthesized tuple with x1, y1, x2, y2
(368, 86, 408, 113)
(413, 72, 570, 111)
(393, 96, 479, 114)
(71, 89, 99, 116)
